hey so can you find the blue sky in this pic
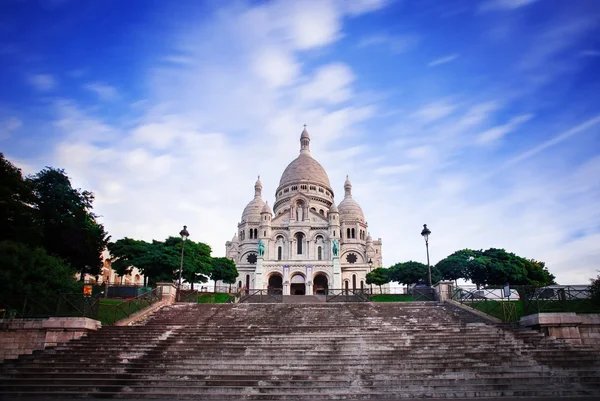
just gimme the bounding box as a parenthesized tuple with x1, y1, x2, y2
(1, 0, 599, 284)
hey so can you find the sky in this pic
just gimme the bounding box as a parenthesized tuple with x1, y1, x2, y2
(1, 0, 599, 285)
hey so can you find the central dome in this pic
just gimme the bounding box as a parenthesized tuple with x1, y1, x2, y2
(278, 127, 332, 190)
(279, 153, 331, 188)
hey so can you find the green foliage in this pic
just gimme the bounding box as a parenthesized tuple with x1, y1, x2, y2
(435, 248, 555, 289)
(197, 293, 234, 303)
(107, 236, 214, 287)
(0, 240, 80, 310)
(0, 154, 40, 245)
(388, 261, 440, 286)
(210, 257, 238, 292)
(28, 167, 109, 277)
(591, 274, 600, 303)
(366, 267, 390, 289)
(370, 294, 412, 302)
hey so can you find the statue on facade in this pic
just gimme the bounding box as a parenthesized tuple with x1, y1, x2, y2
(332, 239, 339, 257)
(257, 239, 265, 257)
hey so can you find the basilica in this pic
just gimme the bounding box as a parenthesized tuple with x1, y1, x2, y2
(225, 127, 383, 295)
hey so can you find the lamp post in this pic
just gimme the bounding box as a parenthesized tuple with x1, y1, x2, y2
(178, 225, 190, 294)
(368, 258, 373, 293)
(421, 224, 432, 287)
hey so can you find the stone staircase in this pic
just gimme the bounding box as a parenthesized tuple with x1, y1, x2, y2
(1, 302, 600, 399)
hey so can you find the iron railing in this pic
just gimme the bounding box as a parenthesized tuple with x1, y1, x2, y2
(238, 289, 283, 303)
(449, 286, 519, 322)
(326, 289, 371, 302)
(100, 287, 162, 325)
(517, 285, 600, 316)
(0, 293, 99, 320)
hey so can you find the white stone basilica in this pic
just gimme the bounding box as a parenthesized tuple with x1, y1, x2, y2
(225, 127, 383, 295)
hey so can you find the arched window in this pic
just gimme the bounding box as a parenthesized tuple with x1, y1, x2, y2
(333, 231, 336, 237)
(352, 274, 357, 291)
(347, 228, 351, 238)
(352, 228, 355, 239)
(249, 229, 253, 239)
(238, 281, 242, 288)
(318, 246, 322, 260)
(245, 274, 250, 289)
(254, 229, 258, 239)
(361, 280, 364, 290)
(278, 246, 282, 261)
(319, 209, 324, 215)
(295, 232, 304, 254)
(263, 230, 266, 237)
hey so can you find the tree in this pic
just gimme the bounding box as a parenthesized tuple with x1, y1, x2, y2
(107, 238, 149, 283)
(590, 274, 600, 304)
(366, 267, 390, 292)
(0, 240, 80, 313)
(210, 257, 238, 292)
(28, 167, 109, 278)
(0, 154, 40, 245)
(435, 249, 476, 284)
(388, 261, 440, 286)
(165, 237, 212, 290)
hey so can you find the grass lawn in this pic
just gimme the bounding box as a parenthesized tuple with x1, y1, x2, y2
(370, 294, 413, 302)
(97, 298, 155, 326)
(465, 299, 600, 322)
(197, 293, 234, 303)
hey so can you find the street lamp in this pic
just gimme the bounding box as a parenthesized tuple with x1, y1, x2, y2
(368, 258, 373, 293)
(421, 224, 432, 287)
(178, 225, 190, 292)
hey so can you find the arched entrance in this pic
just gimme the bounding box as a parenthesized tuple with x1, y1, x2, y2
(268, 273, 283, 294)
(290, 274, 306, 295)
(313, 273, 328, 295)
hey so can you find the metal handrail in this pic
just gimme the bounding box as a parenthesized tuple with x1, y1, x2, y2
(102, 287, 162, 325)
(239, 289, 283, 303)
(326, 289, 371, 302)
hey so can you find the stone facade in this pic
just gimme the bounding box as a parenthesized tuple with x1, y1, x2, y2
(225, 128, 383, 295)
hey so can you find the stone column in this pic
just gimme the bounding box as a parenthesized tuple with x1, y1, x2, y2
(254, 257, 264, 290)
(435, 281, 455, 302)
(283, 265, 290, 295)
(306, 266, 313, 295)
(156, 282, 177, 304)
(333, 257, 342, 289)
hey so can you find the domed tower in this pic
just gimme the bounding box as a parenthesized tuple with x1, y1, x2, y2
(328, 202, 340, 240)
(239, 176, 265, 242)
(273, 127, 335, 218)
(338, 176, 367, 244)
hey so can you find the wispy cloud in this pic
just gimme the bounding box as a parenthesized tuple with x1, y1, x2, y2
(479, 0, 539, 12)
(477, 114, 533, 144)
(428, 54, 459, 67)
(0, 116, 21, 140)
(84, 82, 119, 101)
(357, 34, 419, 54)
(28, 74, 56, 91)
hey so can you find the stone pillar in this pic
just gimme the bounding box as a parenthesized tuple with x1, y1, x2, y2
(156, 282, 177, 304)
(283, 265, 290, 295)
(254, 256, 264, 290)
(306, 266, 313, 295)
(333, 257, 342, 289)
(435, 281, 455, 302)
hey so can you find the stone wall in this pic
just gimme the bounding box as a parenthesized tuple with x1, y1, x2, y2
(520, 312, 600, 346)
(0, 317, 101, 361)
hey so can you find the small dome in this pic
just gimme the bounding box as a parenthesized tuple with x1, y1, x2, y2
(242, 197, 265, 222)
(329, 203, 339, 213)
(232, 233, 239, 242)
(366, 233, 372, 242)
(261, 202, 272, 215)
(338, 175, 364, 220)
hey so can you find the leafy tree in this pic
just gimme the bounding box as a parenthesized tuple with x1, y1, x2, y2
(0, 154, 40, 245)
(366, 267, 390, 292)
(435, 249, 475, 284)
(210, 257, 238, 292)
(0, 240, 80, 312)
(166, 237, 212, 290)
(590, 274, 600, 304)
(388, 261, 440, 286)
(28, 167, 109, 278)
(107, 238, 149, 283)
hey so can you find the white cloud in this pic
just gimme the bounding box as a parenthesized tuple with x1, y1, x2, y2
(412, 100, 456, 123)
(479, 0, 539, 12)
(477, 114, 532, 144)
(428, 54, 459, 67)
(357, 34, 419, 53)
(84, 82, 119, 101)
(298, 63, 355, 105)
(251, 48, 300, 88)
(0, 116, 21, 140)
(28, 74, 56, 91)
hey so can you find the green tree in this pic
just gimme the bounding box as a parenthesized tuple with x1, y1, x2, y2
(210, 257, 238, 292)
(28, 167, 109, 278)
(435, 249, 476, 284)
(166, 237, 212, 290)
(0, 154, 40, 245)
(590, 274, 600, 304)
(107, 238, 149, 283)
(388, 261, 440, 286)
(366, 267, 390, 292)
(0, 240, 80, 313)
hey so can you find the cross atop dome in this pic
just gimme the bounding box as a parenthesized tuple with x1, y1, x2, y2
(300, 125, 310, 154)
